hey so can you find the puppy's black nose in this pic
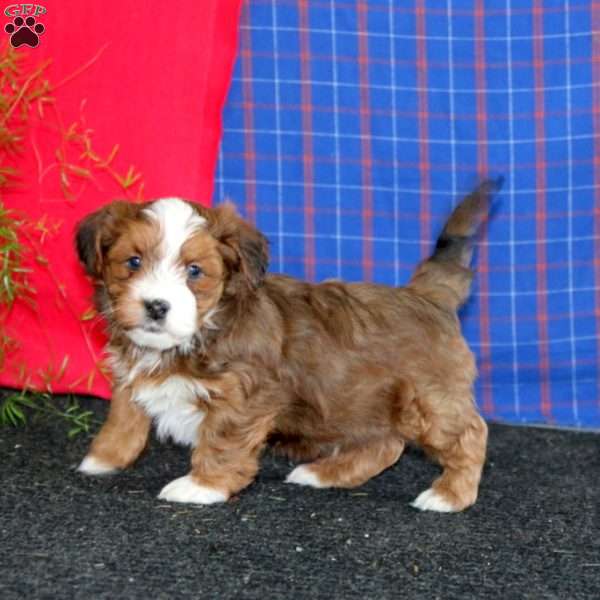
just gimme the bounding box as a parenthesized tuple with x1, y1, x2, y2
(144, 299, 170, 321)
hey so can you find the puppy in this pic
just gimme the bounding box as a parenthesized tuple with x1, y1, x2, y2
(75, 180, 499, 512)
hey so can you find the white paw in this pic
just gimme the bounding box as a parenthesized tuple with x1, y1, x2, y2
(77, 455, 119, 476)
(410, 488, 456, 512)
(157, 475, 227, 505)
(285, 465, 327, 488)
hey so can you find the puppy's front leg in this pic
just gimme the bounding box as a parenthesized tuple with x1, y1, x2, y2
(158, 410, 274, 505)
(78, 386, 151, 475)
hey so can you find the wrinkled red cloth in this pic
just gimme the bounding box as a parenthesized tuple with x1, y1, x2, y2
(0, 0, 242, 398)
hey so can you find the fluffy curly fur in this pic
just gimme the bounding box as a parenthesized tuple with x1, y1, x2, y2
(75, 181, 500, 512)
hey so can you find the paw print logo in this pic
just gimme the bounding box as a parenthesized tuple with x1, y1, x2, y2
(4, 16, 45, 48)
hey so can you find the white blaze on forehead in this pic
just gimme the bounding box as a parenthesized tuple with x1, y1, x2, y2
(143, 198, 206, 260)
(126, 198, 207, 350)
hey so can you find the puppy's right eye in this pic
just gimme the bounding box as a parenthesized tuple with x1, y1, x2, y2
(126, 256, 142, 271)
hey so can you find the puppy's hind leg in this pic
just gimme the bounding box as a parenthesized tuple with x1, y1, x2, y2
(286, 437, 405, 489)
(411, 411, 488, 513)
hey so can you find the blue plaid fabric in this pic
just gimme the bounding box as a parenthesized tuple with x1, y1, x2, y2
(214, 1, 600, 429)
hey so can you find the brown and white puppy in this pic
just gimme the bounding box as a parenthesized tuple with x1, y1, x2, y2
(75, 181, 499, 512)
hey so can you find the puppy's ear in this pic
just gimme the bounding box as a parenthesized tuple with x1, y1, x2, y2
(208, 202, 269, 289)
(75, 201, 139, 278)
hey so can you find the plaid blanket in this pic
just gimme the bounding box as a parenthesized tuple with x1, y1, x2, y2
(215, 1, 600, 428)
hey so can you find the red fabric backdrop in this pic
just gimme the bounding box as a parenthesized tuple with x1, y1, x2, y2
(0, 0, 242, 397)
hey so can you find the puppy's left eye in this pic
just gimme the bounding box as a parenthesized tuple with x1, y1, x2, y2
(187, 264, 203, 280)
(127, 256, 142, 271)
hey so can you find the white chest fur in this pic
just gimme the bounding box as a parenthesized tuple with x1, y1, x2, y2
(133, 376, 209, 447)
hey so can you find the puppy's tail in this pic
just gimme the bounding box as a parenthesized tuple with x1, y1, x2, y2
(408, 177, 502, 312)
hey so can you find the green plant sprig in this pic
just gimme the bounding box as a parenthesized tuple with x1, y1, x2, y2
(0, 390, 100, 438)
(0, 40, 148, 434)
(0, 202, 32, 307)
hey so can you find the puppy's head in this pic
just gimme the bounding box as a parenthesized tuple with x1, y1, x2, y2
(75, 198, 268, 352)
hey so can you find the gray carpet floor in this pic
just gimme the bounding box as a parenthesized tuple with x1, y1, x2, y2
(1, 395, 599, 599)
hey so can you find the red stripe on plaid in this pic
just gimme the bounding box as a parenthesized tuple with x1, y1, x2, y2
(486, 357, 599, 370)
(532, 2, 552, 421)
(592, 2, 600, 406)
(357, 1, 374, 281)
(240, 5, 256, 222)
(232, 98, 600, 122)
(223, 142, 600, 172)
(415, 0, 431, 258)
(250, 0, 591, 18)
(298, 0, 316, 281)
(243, 48, 594, 72)
(207, 199, 598, 224)
(222, 147, 599, 172)
(474, 1, 494, 417)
